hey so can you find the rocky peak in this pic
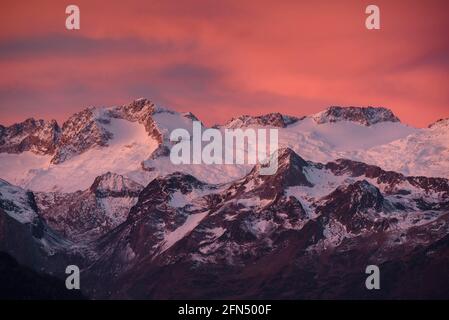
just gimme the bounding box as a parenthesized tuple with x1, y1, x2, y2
(231, 148, 313, 199)
(252, 148, 311, 180)
(224, 112, 300, 129)
(0, 118, 61, 155)
(140, 172, 205, 200)
(111, 98, 163, 144)
(277, 147, 310, 170)
(313, 106, 400, 126)
(51, 107, 113, 164)
(0, 98, 183, 164)
(89, 172, 143, 198)
(109, 98, 155, 122)
(128, 172, 206, 218)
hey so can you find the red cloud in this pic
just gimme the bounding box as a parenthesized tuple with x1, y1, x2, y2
(0, 0, 448, 127)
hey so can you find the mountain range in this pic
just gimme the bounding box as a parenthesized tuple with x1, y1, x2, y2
(1, 98, 448, 299)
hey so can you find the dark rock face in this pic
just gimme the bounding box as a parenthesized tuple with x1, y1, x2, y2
(129, 172, 206, 218)
(313, 106, 400, 126)
(148, 144, 170, 159)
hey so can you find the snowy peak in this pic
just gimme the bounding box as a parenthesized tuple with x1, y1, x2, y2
(277, 147, 310, 170)
(0, 118, 60, 155)
(312, 106, 400, 126)
(52, 107, 113, 164)
(111, 98, 155, 122)
(1, 98, 164, 164)
(89, 172, 143, 198)
(223, 112, 300, 129)
(255, 147, 311, 180)
(235, 148, 313, 199)
(111, 99, 202, 146)
(133, 172, 206, 209)
(108, 98, 163, 144)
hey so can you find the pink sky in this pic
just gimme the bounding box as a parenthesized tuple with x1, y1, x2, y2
(0, 0, 448, 127)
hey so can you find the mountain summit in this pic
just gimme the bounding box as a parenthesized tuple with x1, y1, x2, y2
(223, 112, 300, 129)
(312, 106, 400, 126)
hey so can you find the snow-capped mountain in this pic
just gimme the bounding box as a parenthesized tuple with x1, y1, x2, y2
(1, 99, 449, 299)
(1, 100, 448, 194)
(78, 147, 449, 299)
(0, 99, 198, 192)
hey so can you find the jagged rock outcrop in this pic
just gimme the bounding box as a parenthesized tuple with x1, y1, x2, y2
(224, 112, 300, 129)
(0, 118, 60, 155)
(312, 106, 400, 126)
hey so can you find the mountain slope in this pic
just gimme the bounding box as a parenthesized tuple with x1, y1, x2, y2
(72, 147, 449, 299)
(1, 146, 448, 299)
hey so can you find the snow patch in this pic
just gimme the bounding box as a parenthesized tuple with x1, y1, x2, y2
(159, 211, 209, 254)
